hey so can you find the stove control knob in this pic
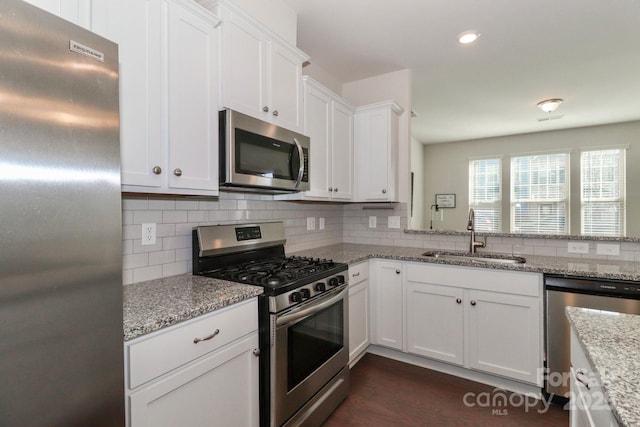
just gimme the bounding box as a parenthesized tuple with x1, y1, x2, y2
(329, 277, 339, 287)
(300, 289, 311, 299)
(337, 275, 345, 284)
(290, 292, 303, 303)
(315, 282, 326, 292)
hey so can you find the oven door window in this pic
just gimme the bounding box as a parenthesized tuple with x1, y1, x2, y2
(287, 300, 344, 391)
(235, 128, 302, 180)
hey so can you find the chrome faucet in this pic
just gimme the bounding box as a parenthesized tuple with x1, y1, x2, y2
(467, 208, 486, 253)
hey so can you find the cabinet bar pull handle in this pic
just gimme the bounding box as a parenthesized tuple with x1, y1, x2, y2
(152, 166, 162, 175)
(470, 300, 477, 306)
(352, 272, 360, 277)
(576, 369, 591, 390)
(193, 329, 220, 344)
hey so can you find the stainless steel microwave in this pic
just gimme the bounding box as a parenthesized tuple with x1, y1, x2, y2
(219, 109, 310, 192)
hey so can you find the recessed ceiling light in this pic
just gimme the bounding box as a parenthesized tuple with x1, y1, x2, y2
(537, 98, 563, 113)
(457, 31, 480, 44)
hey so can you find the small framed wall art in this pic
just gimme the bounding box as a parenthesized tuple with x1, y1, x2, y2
(435, 193, 456, 208)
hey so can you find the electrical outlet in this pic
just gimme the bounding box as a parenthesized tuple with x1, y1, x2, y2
(307, 217, 315, 231)
(369, 216, 377, 228)
(388, 216, 401, 229)
(597, 243, 620, 256)
(567, 241, 589, 254)
(319, 217, 325, 230)
(141, 223, 156, 246)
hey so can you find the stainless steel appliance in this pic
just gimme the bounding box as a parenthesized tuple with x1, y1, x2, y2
(0, 2, 123, 426)
(544, 275, 640, 400)
(193, 222, 349, 427)
(219, 109, 310, 192)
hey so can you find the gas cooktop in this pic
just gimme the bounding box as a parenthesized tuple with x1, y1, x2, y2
(204, 255, 347, 296)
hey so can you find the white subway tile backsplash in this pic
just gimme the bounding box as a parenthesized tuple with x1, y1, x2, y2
(133, 265, 163, 283)
(122, 196, 640, 285)
(133, 210, 163, 224)
(163, 210, 188, 223)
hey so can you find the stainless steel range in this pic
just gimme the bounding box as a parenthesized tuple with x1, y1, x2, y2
(192, 222, 349, 427)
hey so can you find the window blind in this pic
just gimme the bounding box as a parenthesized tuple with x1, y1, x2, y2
(510, 152, 569, 234)
(469, 158, 501, 232)
(581, 148, 626, 236)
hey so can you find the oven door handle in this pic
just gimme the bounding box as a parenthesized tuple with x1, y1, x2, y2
(293, 137, 304, 189)
(276, 286, 347, 328)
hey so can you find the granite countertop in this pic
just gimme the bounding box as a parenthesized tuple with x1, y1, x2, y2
(123, 243, 640, 342)
(566, 307, 640, 427)
(123, 274, 263, 341)
(291, 243, 640, 281)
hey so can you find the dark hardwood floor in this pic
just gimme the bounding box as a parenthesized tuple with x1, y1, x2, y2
(323, 354, 569, 426)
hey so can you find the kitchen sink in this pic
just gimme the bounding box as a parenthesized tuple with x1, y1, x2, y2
(421, 250, 526, 265)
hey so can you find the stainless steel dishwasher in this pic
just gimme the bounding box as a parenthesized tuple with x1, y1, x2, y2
(544, 274, 640, 400)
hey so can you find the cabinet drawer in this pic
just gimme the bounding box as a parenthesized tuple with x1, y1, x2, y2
(406, 262, 541, 297)
(127, 298, 258, 389)
(349, 261, 369, 285)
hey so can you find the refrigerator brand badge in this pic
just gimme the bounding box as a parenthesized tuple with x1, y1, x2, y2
(69, 40, 104, 62)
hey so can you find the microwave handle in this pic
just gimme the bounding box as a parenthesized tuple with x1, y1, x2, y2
(293, 138, 304, 188)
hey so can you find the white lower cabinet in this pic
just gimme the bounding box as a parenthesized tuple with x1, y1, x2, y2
(371, 261, 543, 386)
(125, 299, 259, 427)
(370, 260, 403, 350)
(466, 289, 541, 384)
(348, 261, 370, 366)
(406, 282, 464, 365)
(569, 329, 617, 427)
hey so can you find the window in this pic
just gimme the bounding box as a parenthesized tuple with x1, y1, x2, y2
(469, 158, 501, 232)
(511, 152, 569, 234)
(581, 148, 626, 236)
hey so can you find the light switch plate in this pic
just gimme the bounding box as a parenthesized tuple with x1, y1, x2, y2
(307, 217, 315, 231)
(597, 243, 620, 256)
(567, 241, 589, 254)
(388, 216, 401, 229)
(369, 216, 377, 228)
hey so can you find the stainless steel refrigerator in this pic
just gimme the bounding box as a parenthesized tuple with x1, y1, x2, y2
(0, 1, 124, 425)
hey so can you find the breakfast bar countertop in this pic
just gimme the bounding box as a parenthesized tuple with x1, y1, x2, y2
(566, 307, 640, 427)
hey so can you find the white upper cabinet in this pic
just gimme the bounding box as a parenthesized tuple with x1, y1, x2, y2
(22, 0, 91, 27)
(354, 101, 403, 202)
(92, 0, 220, 195)
(91, 0, 164, 190)
(277, 77, 354, 201)
(165, 1, 219, 192)
(331, 98, 355, 200)
(215, 0, 308, 132)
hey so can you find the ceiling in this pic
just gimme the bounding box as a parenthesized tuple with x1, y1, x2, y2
(282, 0, 640, 144)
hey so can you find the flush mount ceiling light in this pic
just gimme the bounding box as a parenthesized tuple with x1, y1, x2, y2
(537, 98, 563, 113)
(457, 30, 480, 44)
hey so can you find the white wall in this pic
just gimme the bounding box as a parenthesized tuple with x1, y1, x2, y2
(342, 69, 412, 204)
(421, 120, 640, 235)
(301, 62, 344, 96)
(410, 136, 425, 229)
